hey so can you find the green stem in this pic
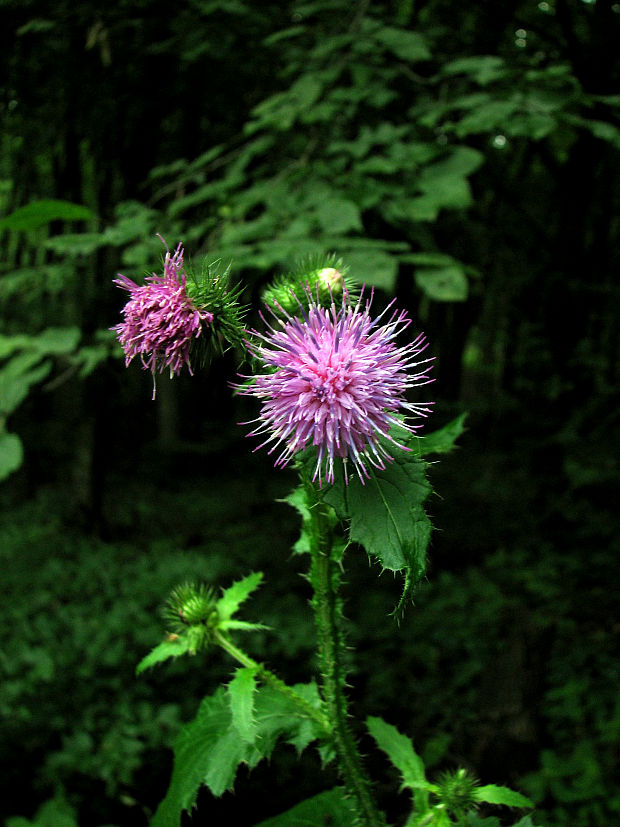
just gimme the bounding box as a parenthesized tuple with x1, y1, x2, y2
(304, 479, 385, 827)
(213, 629, 332, 735)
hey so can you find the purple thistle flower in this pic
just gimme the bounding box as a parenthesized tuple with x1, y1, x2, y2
(237, 289, 434, 486)
(113, 241, 213, 399)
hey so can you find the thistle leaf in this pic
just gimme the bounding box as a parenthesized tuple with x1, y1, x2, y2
(323, 449, 432, 605)
(410, 414, 467, 457)
(254, 787, 355, 826)
(228, 666, 258, 743)
(216, 571, 263, 621)
(367, 715, 430, 816)
(136, 636, 193, 675)
(474, 784, 533, 809)
(152, 683, 327, 826)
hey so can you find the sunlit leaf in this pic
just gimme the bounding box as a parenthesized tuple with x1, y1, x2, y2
(216, 571, 263, 621)
(228, 666, 258, 742)
(136, 636, 194, 675)
(474, 784, 533, 809)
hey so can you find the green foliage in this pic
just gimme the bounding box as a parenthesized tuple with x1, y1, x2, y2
(474, 784, 533, 809)
(0, 200, 93, 231)
(324, 452, 432, 605)
(0, 326, 81, 480)
(255, 787, 355, 826)
(5, 795, 80, 827)
(227, 666, 258, 743)
(152, 682, 326, 826)
(410, 414, 468, 457)
(137, 572, 267, 671)
(367, 716, 430, 813)
(368, 715, 532, 825)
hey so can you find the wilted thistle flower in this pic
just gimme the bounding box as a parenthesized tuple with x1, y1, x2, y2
(237, 289, 433, 486)
(113, 239, 214, 399)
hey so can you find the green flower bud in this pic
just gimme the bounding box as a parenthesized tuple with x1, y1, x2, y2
(435, 768, 480, 816)
(261, 254, 350, 317)
(164, 582, 219, 638)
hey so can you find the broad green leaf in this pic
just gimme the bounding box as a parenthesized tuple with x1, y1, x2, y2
(322, 445, 432, 601)
(505, 112, 556, 141)
(474, 784, 533, 809)
(343, 249, 398, 290)
(411, 414, 467, 457)
(228, 666, 258, 743)
(0, 353, 52, 415)
(216, 571, 263, 621)
(255, 787, 355, 826)
(367, 716, 429, 799)
(5, 795, 79, 827)
(282, 485, 312, 555)
(0, 199, 93, 231)
(419, 147, 484, 187)
(0, 334, 30, 359)
(152, 687, 240, 826)
(455, 100, 520, 137)
(0, 432, 23, 481)
(136, 636, 193, 674)
(415, 266, 468, 302)
(152, 683, 326, 826)
(442, 56, 508, 85)
(32, 326, 81, 354)
(45, 233, 103, 256)
(374, 26, 431, 63)
(315, 198, 362, 235)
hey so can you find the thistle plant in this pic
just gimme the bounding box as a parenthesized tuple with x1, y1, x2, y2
(116, 240, 535, 826)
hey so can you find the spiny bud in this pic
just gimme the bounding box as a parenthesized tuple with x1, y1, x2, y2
(435, 768, 479, 816)
(165, 583, 219, 632)
(261, 254, 349, 317)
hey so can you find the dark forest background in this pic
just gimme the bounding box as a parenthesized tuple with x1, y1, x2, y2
(1, 1, 619, 825)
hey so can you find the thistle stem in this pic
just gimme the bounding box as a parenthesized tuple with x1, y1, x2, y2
(304, 479, 385, 827)
(213, 629, 332, 734)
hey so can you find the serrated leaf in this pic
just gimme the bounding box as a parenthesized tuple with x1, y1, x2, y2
(323, 449, 432, 591)
(0, 199, 93, 231)
(216, 571, 263, 621)
(369, 716, 431, 820)
(367, 716, 429, 796)
(474, 784, 533, 809)
(136, 636, 193, 674)
(228, 666, 258, 743)
(411, 414, 467, 457)
(255, 787, 355, 826)
(0, 432, 23, 482)
(152, 683, 327, 826)
(220, 619, 270, 632)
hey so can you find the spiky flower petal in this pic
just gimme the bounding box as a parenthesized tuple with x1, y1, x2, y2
(113, 240, 213, 398)
(237, 289, 433, 485)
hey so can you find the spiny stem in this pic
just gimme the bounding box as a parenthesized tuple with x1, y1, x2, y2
(213, 629, 332, 734)
(305, 479, 385, 827)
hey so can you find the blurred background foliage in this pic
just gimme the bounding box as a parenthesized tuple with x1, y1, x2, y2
(0, 0, 618, 825)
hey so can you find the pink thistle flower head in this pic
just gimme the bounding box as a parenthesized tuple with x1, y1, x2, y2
(112, 239, 214, 399)
(237, 289, 434, 486)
